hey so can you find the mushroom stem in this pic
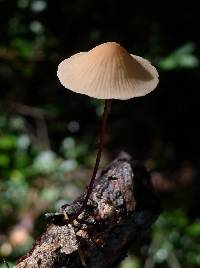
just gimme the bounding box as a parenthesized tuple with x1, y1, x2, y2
(69, 99, 109, 222)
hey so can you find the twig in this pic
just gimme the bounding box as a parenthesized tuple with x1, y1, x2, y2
(167, 250, 182, 268)
(144, 238, 159, 268)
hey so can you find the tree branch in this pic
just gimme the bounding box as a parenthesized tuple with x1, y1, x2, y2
(14, 153, 162, 268)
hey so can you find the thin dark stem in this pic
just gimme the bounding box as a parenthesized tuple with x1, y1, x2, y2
(69, 99, 109, 222)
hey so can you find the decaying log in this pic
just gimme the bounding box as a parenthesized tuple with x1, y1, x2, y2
(14, 153, 162, 268)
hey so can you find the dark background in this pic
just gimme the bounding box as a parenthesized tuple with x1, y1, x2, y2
(0, 1, 200, 267)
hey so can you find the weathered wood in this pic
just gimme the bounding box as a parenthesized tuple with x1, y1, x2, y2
(14, 153, 162, 268)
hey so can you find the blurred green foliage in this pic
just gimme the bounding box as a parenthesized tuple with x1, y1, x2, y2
(0, 113, 98, 265)
(159, 43, 199, 70)
(151, 211, 200, 268)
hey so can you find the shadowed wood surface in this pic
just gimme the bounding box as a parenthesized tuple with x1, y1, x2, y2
(14, 153, 162, 268)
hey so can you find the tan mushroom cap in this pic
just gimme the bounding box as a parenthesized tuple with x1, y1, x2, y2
(57, 42, 159, 100)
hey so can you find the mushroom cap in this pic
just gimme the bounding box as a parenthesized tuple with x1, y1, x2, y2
(57, 42, 159, 100)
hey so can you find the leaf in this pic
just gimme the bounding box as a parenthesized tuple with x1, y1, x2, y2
(186, 222, 200, 237)
(0, 135, 17, 150)
(159, 43, 199, 70)
(0, 154, 10, 167)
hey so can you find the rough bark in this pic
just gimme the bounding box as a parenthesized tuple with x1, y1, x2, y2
(14, 153, 162, 268)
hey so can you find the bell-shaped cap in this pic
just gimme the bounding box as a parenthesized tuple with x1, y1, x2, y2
(57, 42, 159, 100)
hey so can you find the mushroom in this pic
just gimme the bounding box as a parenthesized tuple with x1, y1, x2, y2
(57, 42, 159, 220)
